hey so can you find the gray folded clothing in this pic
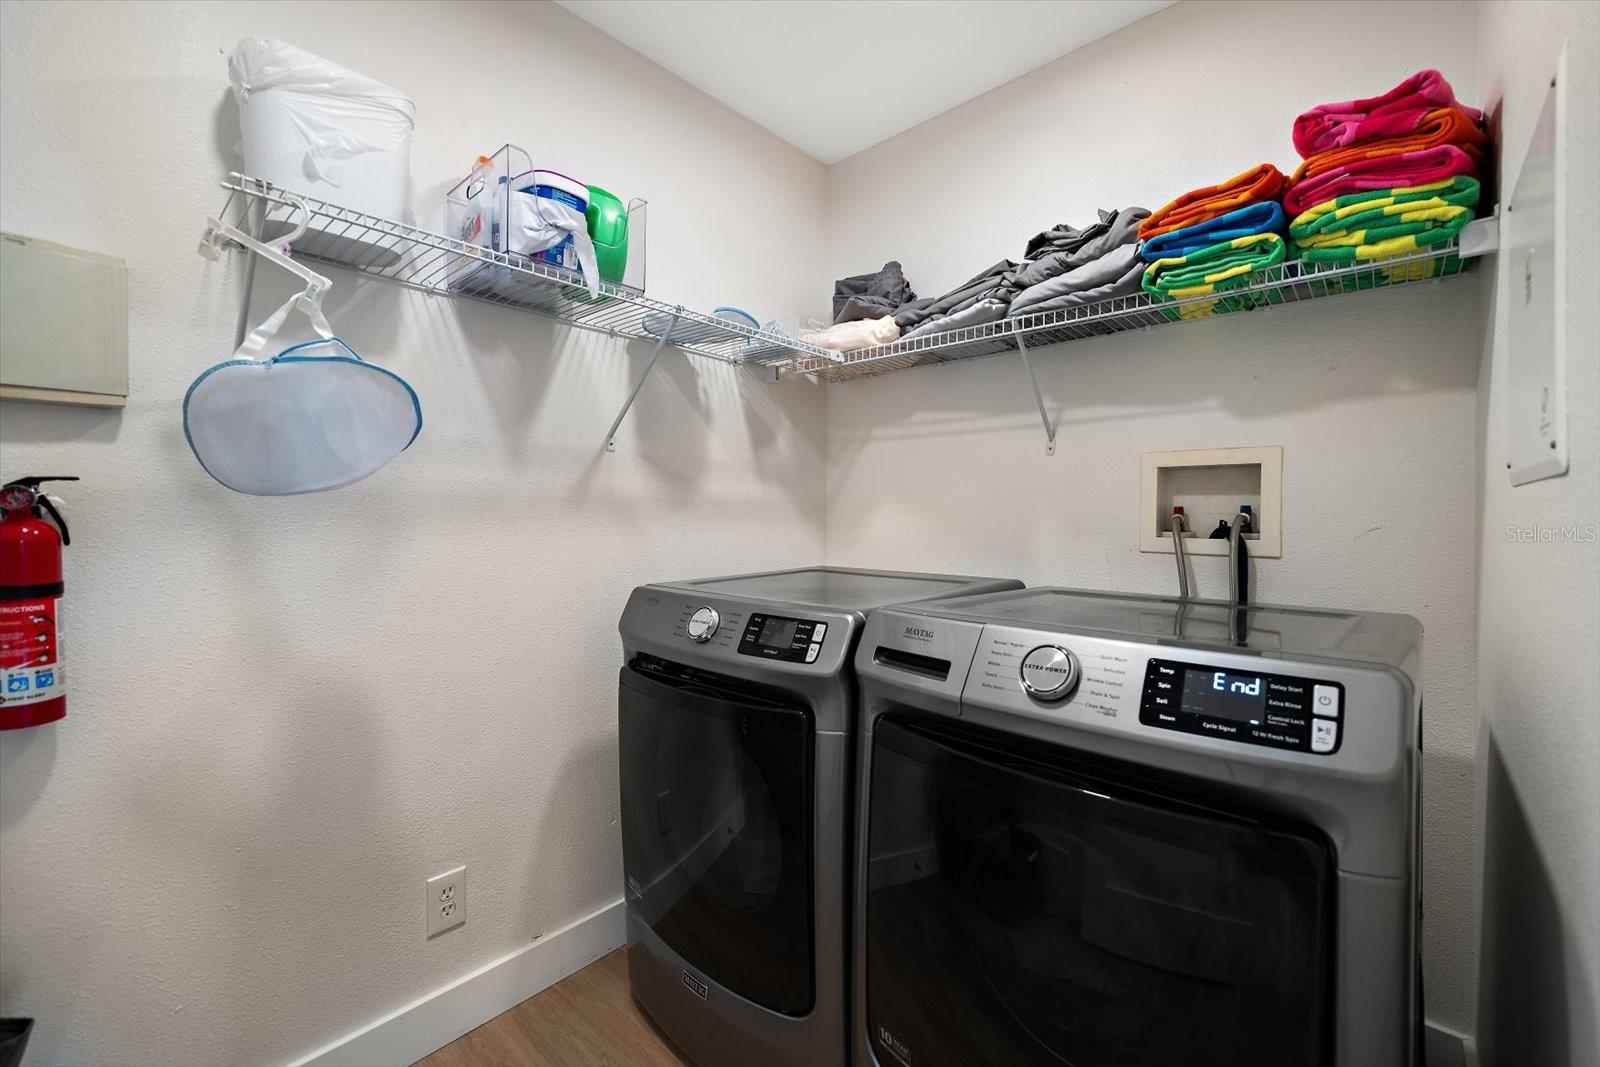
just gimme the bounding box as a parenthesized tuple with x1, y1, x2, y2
(1008, 243, 1147, 317)
(891, 296, 937, 328)
(901, 296, 1010, 340)
(833, 261, 916, 324)
(1012, 207, 1149, 292)
(895, 259, 1021, 331)
(1025, 209, 1119, 259)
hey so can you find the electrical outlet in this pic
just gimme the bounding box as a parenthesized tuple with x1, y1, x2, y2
(426, 866, 466, 938)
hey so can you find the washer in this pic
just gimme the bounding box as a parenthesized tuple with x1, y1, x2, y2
(853, 587, 1422, 1067)
(617, 567, 1023, 1067)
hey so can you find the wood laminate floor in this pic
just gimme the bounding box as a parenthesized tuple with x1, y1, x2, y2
(415, 949, 690, 1066)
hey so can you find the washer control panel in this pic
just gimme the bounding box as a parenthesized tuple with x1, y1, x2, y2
(1019, 645, 1080, 700)
(739, 612, 829, 663)
(1139, 658, 1344, 754)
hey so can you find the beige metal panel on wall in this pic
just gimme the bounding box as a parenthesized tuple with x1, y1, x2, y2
(0, 232, 127, 406)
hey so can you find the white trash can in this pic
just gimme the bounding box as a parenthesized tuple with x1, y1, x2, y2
(229, 38, 414, 261)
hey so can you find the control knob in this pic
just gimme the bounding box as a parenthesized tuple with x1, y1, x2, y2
(1020, 644, 1080, 701)
(686, 606, 720, 643)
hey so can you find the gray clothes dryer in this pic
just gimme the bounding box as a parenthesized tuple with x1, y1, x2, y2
(852, 588, 1423, 1067)
(617, 567, 1023, 1067)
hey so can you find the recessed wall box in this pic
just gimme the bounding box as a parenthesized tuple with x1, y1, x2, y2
(1140, 446, 1282, 558)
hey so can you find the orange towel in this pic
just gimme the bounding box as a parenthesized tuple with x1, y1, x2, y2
(1291, 107, 1489, 185)
(1138, 164, 1287, 240)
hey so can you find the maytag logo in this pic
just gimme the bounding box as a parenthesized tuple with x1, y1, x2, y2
(904, 626, 936, 641)
(877, 1024, 912, 1066)
(681, 969, 708, 1000)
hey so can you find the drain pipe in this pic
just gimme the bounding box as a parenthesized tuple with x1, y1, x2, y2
(1227, 505, 1253, 643)
(1226, 505, 1253, 607)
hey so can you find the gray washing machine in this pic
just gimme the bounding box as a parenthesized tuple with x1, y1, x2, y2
(617, 567, 1023, 1067)
(852, 588, 1422, 1067)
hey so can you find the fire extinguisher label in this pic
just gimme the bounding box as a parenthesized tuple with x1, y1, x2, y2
(0, 596, 63, 707)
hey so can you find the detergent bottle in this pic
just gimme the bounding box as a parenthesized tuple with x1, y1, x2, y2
(585, 185, 629, 284)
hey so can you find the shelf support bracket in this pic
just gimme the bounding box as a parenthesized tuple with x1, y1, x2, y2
(231, 195, 267, 351)
(605, 310, 680, 453)
(1014, 329, 1056, 456)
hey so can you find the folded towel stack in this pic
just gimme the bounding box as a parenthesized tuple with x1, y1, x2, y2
(1140, 232, 1287, 321)
(1138, 165, 1290, 320)
(1284, 70, 1486, 276)
(1138, 164, 1286, 242)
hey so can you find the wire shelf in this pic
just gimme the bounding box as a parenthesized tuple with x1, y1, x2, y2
(217, 174, 1487, 387)
(216, 174, 837, 367)
(786, 240, 1479, 382)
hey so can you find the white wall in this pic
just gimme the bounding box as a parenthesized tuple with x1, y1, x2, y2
(1472, 3, 1600, 1065)
(822, 0, 1486, 1036)
(0, 2, 827, 1064)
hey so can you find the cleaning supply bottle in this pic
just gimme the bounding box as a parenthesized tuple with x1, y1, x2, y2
(585, 185, 629, 284)
(456, 155, 497, 247)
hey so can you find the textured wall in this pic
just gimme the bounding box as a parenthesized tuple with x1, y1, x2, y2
(1472, 4, 1600, 1065)
(820, 0, 1486, 1034)
(0, 2, 826, 1064)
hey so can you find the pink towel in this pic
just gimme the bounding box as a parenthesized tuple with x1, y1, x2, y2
(1282, 144, 1481, 217)
(1293, 69, 1483, 157)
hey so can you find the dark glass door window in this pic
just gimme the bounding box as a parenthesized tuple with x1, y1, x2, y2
(620, 654, 814, 1015)
(866, 713, 1334, 1067)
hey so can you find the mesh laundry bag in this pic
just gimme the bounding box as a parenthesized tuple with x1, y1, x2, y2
(185, 338, 421, 494)
(188, 217, 422, 494)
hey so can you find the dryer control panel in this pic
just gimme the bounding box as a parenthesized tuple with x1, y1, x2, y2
(739, 612, 829, 664)
(1140, 658, 1344, 755)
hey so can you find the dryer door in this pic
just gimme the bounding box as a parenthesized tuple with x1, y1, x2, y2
(865, 713, 1334, 1067)
(620, 654, 815, 1015)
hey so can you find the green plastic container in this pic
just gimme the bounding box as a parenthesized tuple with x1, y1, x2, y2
(585, 185, 629, 285)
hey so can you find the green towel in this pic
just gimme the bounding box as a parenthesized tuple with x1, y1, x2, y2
(1289, 176, 1479, 265)
(1140, 232, 1287, 320)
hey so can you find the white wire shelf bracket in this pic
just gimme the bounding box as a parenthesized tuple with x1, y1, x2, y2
(213, 174, 839, 449)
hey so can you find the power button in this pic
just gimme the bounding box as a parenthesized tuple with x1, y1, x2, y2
(1312, 685, 1341, 718)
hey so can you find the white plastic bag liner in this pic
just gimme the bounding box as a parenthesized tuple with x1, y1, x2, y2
(229, 38, 414, 220)
(184, 276, 421, 496)
(507, 185, 601, 297)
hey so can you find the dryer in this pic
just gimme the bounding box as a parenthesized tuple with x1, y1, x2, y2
(617, 567, 1022, 1067)
(852, 587, 1422, 1067)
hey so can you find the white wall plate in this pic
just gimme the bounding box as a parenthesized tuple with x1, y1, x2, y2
(1505, 48, 1569, 486)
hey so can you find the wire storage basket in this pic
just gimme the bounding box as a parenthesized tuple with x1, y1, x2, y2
(443, 143, 647, 299)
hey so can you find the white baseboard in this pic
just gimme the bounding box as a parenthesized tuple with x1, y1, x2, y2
(289, 897, 627, 1067)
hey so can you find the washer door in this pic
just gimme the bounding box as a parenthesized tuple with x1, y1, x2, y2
(620, 654, 815, 1015)
(865, 713, 1334, 1067)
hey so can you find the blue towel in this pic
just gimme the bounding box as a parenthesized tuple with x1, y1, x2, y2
(1138, 201, 1286, 262)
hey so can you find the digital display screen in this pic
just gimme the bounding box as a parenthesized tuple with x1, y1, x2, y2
(1143, 658, 1343, 755)
(758, 617, 799, 649)
(1180, 667, 1268, 725)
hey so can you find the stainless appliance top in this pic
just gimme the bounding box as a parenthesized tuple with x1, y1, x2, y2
(908, 587, 1421, 675)
(669, 566, 1018, 614)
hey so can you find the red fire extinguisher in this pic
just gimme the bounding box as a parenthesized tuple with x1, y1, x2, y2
(1, 476, 78, 730)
